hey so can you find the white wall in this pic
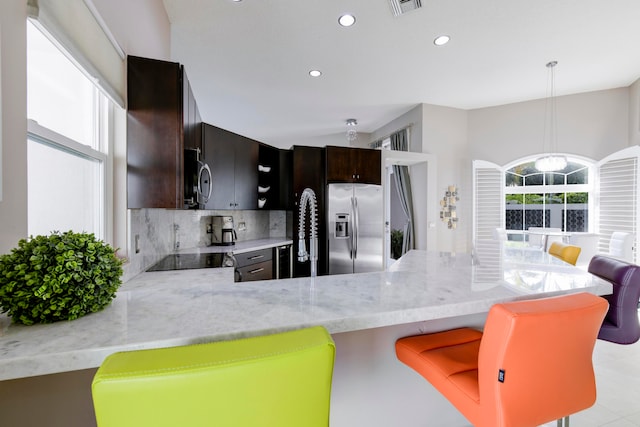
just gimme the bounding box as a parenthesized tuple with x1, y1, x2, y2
(91, 0, 170, 61)
(371, 104, 471, 253)
(0, 3, 172, 427)
(0, 0, 28, 255)
(370, 105, 438, 251)
(421, 104, 469, 253)
(0, 0, 171, 257)
(371, 105, 423, 152)
(465, 87, 630, 251)
(277, 131, 361, 150)
(372, 87, 633, 253)
(468, 88, 630, 164)
(90, 0, 170, 273)
(630, 78, 640, 147)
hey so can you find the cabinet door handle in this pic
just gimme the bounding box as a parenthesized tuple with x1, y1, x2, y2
(249, 267, 265, 274)
(248, 255, 264, 260)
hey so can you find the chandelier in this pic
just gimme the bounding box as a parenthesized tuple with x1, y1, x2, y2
(535, 61, 567, 172)
(346, 119, 358, 142)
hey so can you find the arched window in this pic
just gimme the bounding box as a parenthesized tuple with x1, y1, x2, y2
(473, 147, 640, 264)
(504, 158, 593, 239)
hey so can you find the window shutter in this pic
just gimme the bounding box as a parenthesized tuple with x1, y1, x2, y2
(472, 160, 504, 276)
(596, 146, 640, 263)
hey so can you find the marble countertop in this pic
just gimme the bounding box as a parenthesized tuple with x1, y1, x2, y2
(180, 238, 293, 255)
(0, 249, 611, 381)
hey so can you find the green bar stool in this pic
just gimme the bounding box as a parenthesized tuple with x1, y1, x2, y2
(92, 326, 335, 427)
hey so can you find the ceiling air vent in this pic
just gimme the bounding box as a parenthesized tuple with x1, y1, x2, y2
(389, 0, 422, 17)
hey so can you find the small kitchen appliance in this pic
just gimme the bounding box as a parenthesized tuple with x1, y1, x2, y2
(211, 215, 237, 246)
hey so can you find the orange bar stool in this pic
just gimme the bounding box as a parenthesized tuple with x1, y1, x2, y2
(396, 293, 608, 427)
(92, 326, 335, 427)
(548, 241, 581, 265)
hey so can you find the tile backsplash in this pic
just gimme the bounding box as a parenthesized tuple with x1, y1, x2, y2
(122, 208, 288, 282)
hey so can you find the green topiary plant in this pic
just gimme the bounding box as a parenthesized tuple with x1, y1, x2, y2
(0, 231, 123, 325)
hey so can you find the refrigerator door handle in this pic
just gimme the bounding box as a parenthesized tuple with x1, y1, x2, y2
(353, 196, 359, 259)
(350, 196, 355, 260)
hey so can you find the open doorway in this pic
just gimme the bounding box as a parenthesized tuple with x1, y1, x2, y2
(382, 150, 435, 269)
(388, 169, 406, 260)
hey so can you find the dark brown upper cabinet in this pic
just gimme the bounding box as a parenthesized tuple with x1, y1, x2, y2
(202, 124, 259, 210)
(126, 55, 203, 209)
(325, 146, 382, 185)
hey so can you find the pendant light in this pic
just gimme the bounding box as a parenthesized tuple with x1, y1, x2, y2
(535, 61, 567, 172)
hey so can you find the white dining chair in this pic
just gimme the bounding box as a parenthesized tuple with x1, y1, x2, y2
(608, 232, 634, 262)
(527, 227, 561, 250)
(492, 227, 507, 242)
(568, 233, 600, 266)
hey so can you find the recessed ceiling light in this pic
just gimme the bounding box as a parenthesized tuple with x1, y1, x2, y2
(434, 35, 450, 46)
(309, 70, 322, 77)
(338, 14, 356, 27)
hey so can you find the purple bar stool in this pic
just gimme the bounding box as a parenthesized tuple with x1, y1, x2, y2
(588, 255, 640, 344)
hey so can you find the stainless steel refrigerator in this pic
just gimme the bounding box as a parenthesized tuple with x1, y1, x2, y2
(327, 183, 383, 274)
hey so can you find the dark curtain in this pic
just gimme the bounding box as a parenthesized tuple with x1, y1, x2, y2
(390, 129, 415, 255)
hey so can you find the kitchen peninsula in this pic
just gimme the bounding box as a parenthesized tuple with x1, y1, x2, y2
(0, 249, 611, 426)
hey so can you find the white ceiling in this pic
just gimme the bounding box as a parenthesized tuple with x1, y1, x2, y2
(162, 0, 640, 147)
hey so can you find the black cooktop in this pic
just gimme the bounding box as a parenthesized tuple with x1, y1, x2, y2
(147, 253, 231, 272)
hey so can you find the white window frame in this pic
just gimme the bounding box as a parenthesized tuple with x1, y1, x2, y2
(26, 22, 115, 243)
(503, 156, 594, 236)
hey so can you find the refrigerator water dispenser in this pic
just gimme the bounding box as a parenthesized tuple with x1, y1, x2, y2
(335, 213, 350, 238)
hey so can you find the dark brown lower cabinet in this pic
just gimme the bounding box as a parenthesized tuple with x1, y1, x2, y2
(234, 248, 273, 282)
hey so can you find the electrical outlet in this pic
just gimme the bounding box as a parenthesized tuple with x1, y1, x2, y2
(238, 222, 247, 231)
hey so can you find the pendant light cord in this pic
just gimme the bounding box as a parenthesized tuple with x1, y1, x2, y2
(544, 60, 558, 155)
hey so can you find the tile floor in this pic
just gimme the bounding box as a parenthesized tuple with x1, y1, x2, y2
(540, 338, 640, 426)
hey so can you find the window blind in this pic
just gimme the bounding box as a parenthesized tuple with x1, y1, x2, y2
(597, 149, 640, 263)
(27, 0, 125, 107)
